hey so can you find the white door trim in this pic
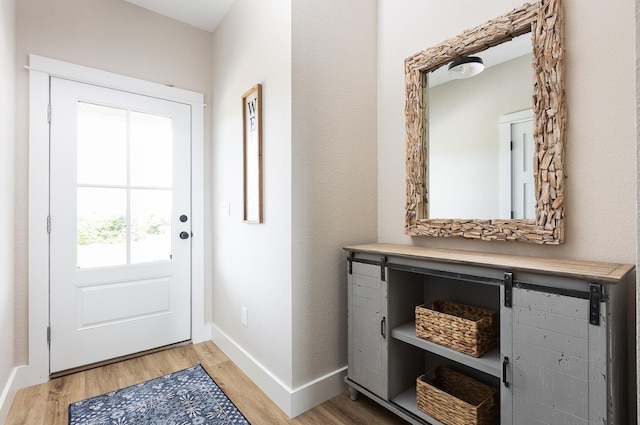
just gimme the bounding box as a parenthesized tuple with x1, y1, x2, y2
(25, 54, 206, 385)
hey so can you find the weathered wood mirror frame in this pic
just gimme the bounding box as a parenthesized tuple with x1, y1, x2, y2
(405, 0, 565, 244)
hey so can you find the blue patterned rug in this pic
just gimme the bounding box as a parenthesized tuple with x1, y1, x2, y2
(68, 364, 250, 425)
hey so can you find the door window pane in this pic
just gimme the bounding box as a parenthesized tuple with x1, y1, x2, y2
(130, 112, 173, 187)
(130, 189, 172, 264)
(77, 188, 127, 268)
(77, 102, 127, 185)
(76, 106, 176, 268)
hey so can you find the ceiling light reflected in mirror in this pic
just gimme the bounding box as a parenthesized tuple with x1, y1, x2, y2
(447, 56, 485, 79)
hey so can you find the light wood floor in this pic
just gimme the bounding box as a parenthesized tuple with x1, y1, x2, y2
(6, 341, 409, 425)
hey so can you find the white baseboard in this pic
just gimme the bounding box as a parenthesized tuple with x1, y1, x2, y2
(289, 363, 348, 418)
(209, 324, 347, 418)
(0, 365, 28, 424)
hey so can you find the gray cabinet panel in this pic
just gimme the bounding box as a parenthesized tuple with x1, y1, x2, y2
(501, 285, 514, 425)
(512, 322, 588, 361)
(513, 393, 588, 425)
(347, 261, 387, 400)
(513, 305, 588, 340)
(511, 288, 600, 424)
(587, 299, 608, 423)
(513, 341, 588, 381)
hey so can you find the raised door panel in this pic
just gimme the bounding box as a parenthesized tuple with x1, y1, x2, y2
(348, 261, 388, 399)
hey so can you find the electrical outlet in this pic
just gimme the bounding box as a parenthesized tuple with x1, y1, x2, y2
(241, 306, 248, 327)
(222, 201, 230, 217)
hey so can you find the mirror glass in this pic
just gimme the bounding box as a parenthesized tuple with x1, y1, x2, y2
(427, 34, 533, 220)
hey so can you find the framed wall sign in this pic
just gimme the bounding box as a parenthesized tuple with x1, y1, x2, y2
(242, 84, 263, 223)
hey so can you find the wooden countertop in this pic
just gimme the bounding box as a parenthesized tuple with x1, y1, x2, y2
(343, 243, 635, 284)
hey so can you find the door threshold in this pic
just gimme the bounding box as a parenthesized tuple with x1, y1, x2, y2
(49, 340, 192, 379)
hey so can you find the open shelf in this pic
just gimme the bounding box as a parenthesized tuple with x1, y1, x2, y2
(345, 378, 434, 425)
(391, 321, 501, 378)
(390, 386, 446, 425)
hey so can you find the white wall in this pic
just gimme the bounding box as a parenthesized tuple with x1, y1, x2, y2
(210, 0, 377, 414)
(210, 0, 294, 387)
(378, 0, 636, 264)
(0, 0, 16, 412)
(14, 0, 213, 365)
(291, 0, 378, 388)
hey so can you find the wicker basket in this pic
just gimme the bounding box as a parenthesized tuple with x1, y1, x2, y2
(416, 367, 498, 425)
(415, 300, 498, 357)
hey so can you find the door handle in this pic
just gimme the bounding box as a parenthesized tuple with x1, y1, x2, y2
(502, 356, 510, 388)
(179, 231, 190, 240)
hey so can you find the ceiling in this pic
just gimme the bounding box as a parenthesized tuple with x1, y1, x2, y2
(124, 0, 236, 32)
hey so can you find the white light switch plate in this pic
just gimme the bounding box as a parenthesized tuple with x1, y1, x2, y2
(222, 201, 230, 217)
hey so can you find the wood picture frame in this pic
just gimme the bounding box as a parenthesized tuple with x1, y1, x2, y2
(242, 84, 263, 223)
(404, 0, 566, 244)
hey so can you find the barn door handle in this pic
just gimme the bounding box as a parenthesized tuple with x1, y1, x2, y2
(179, 231, 190, 240)
(502, 356, 510, 388)
(381, 317, 386, 338)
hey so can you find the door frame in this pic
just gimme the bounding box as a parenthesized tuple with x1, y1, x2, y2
(26, 54, 207, 384)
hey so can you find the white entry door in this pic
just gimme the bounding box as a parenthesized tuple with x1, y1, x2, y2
(49, 77, 192, 373)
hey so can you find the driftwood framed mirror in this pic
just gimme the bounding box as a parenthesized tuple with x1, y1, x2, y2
(405, 0, 565, 244)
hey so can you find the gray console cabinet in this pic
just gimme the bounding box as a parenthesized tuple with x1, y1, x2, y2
(344, 244, 633, 425)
